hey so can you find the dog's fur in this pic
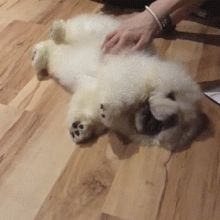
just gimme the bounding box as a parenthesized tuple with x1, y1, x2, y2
(32, 14, 202, 149)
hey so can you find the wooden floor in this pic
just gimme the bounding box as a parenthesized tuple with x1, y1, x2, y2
(0, 0, 220, 219)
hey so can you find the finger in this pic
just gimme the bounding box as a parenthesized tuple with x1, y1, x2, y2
(132, 35, 150, 51)
(103, 34, 120, 53)
(108, 34, 130, 54)
(101, 31, 117, 49)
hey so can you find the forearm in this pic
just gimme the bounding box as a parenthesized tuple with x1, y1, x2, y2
(149, 0, 205, 21)
(170, 4, 198, 25)
(150, 0, 183, 19)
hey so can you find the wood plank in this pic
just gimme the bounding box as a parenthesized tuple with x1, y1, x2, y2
(164, 20, 206, 81)
(8, 76, 70, 115)
(35, 135, 124, 220)
(0, 110, 42, 177)
(0, 18, 11, 32)
(157, 97, 220, 220)
(0, 0, 101, 25)
(0, 0, 69, 22)
(197, 25, 220, 82)
(101, 214, 126, 220)
(8, 77, 51, 111)
(159, 20, 220, 82)
(34, 0, 102, 25)
(0, 20, 47, 104)
(0, 105, 76, 220)
(102, 144, 171, 220)
(0, 103, 23, 139)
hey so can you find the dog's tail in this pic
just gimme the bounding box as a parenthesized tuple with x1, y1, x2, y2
(49, 20, 66, 44)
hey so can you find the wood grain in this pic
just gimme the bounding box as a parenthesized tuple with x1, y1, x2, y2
(102, 145, 171, 220)
(35, 136, 117, 220)
(0, 1, 220, 220)
(157, 98, 220, 220)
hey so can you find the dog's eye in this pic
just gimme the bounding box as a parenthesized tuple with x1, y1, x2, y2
(167, 92, 175, 101)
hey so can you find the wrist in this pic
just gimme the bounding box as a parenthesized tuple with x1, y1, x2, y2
(143, 7, 162, 33)
(141, 11, 160, 32)
(145, 0, 178, 34)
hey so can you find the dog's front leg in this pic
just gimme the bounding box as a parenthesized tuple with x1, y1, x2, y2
(149, 91, 179, 121)
(99, 101, 128, 128)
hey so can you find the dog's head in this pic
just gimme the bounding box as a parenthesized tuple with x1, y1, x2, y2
(135, 81, 202, 150)
(135, 97, 178, 136)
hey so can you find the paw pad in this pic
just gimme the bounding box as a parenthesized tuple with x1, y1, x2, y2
(99, 103, 112, 126)
(100, 104, 106, 118)
(71, 121, 85, 136)
(70, 120, 91, 143)
(72, 121, 80, 129)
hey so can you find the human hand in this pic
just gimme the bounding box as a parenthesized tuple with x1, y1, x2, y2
(102, 11, 160, 54)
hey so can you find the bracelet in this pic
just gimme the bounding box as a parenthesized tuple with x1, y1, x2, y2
(145, 6, 163, 31)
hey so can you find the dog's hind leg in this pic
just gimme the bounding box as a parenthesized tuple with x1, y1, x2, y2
(67, 88, 106, 144)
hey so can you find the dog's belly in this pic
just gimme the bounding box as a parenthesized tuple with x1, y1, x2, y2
(48, 44, 102, 91)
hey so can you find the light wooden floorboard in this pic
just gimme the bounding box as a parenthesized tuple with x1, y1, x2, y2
(35, 136, 120, 220)
(0, 1, 220, 220)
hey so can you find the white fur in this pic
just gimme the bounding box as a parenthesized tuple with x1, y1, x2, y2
(32, 14, 202, 149)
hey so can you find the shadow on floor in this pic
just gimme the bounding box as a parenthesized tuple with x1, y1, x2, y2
(173, 113, 212, 153)
(77, 112, 211, 159)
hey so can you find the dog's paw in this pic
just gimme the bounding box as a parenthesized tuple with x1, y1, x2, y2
(32, 42, 49, 80)
(32, 43, 47, 69)
(69, 120, 93, 144)
(49, 20, 66, 44)
(99, 104, 113, 127)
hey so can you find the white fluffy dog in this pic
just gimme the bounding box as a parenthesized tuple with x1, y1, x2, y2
(32, 14, 202, 149)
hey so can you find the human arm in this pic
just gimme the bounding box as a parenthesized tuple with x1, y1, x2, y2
(102, 0, 205, 53)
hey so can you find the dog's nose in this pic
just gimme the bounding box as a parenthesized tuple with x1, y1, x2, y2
(142, 116, 163, 136)
(139, 101, 163, 135)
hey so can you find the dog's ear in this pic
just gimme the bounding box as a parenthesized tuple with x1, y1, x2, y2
(36, 69, 49, 81)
